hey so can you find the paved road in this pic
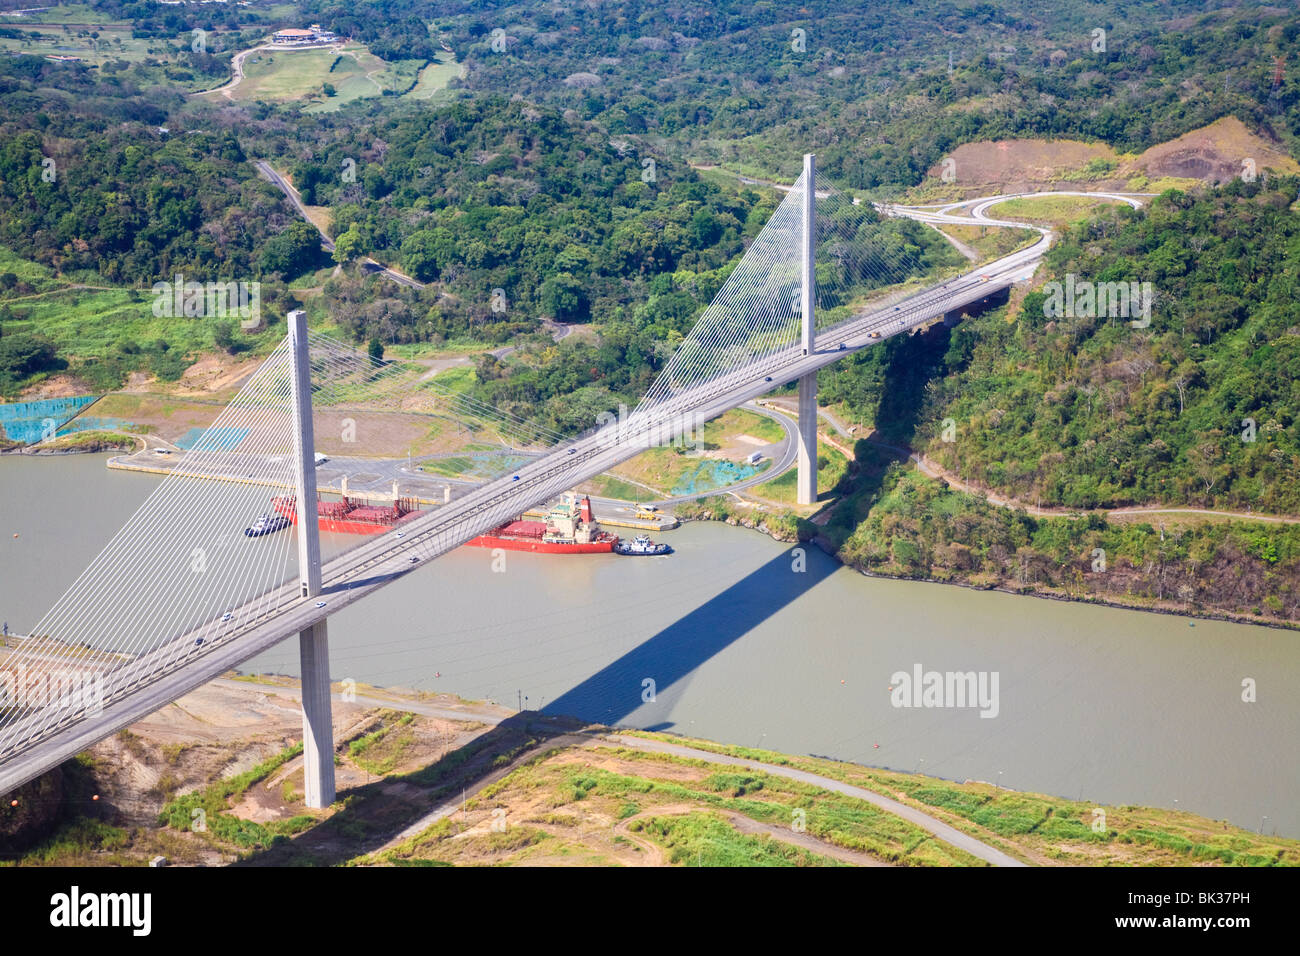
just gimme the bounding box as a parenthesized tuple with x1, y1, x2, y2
(254, 160, 423, 290)
(605, 734, 1027, 866)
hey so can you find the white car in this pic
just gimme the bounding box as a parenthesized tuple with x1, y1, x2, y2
(315, 601, 327, 609)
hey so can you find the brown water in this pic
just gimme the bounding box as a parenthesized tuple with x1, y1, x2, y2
(2, 454, 1297, 836)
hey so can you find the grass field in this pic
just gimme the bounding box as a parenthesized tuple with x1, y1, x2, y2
(372, 742, 984, 867)
(580, 474, 652, 501)
(0, 247, 280, 393)
(627, 733, 1300, 866)
(989, 195, 1133, 227)
(931, 222, 1039, 261)
(608, 408, 786, 497)
(750, 440, 849, 506)
(231, 48, 369, 109)
(223, 43, 461, 112)
(0, 23, 159, 65)
(405, 51, 465, 99)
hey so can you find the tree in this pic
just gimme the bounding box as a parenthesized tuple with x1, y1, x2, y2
(260, 221, 322, 278)
(401, 229, 445, 282)
(541, 272, 589, 322)
(367, 337, 384, 363)
(212, 320, 235, 354)
(333, 227, 364, 265)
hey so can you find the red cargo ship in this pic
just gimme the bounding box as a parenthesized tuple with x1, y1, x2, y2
(464, 494, 617, 553)
(272, 495, 424, 535)
(272, 492, 618, 553)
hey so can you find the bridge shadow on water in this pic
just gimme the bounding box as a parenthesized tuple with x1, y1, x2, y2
(241, 542, 838, 865)
(541, 542, 838, 726)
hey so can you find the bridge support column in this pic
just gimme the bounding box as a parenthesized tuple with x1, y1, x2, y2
(288, 309, 334, 808)
(298, 621, 335, 808)
(796, 371, 818, 506)
(796, 152, 818, 505)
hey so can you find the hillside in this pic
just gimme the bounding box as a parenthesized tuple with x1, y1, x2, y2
(922, 117, 1300, 196)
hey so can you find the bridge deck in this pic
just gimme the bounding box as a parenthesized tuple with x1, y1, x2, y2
(0, 231, 1047, 795)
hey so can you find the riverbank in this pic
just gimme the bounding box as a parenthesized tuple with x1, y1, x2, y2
(3, 675, 1293, 867)
(677, 460, 1300, 631)
(0, 430, 136, 455)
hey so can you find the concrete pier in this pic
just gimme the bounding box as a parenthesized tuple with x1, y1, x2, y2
(796, 372, 818, 505)
(297, 621, 334, 808)
(288, 310, 334, 808)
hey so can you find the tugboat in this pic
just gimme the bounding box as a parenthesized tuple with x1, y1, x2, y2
(614, 533, 672, 556)
(244, 512, 291, 537)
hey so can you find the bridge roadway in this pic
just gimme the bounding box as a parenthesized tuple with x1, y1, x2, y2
(0, 227, 1049, 795)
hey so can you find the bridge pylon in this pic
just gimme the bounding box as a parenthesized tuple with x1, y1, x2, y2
(796, 153, 818, 506)
(288, 310, 335, 808)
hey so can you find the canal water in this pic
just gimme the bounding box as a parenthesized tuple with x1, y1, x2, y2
(2, 454, 1297, 836)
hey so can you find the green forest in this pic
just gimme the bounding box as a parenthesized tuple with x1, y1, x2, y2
(1, 0, 1298, 621)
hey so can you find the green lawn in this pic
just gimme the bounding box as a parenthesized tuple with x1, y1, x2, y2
(225, 44, 460, 112)
(405, 52, 465, 100)
(991, 195, 1129, 228)
(751, 441, 849, 505)
(583, 474, 649, 501)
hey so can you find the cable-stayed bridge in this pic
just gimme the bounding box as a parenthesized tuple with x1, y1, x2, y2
(0, 157, 1065, 801)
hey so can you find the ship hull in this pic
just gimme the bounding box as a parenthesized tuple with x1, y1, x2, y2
(271, 498, 615, 551)
(273, 497, 423, 536)
(462, 534, 615, 554)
